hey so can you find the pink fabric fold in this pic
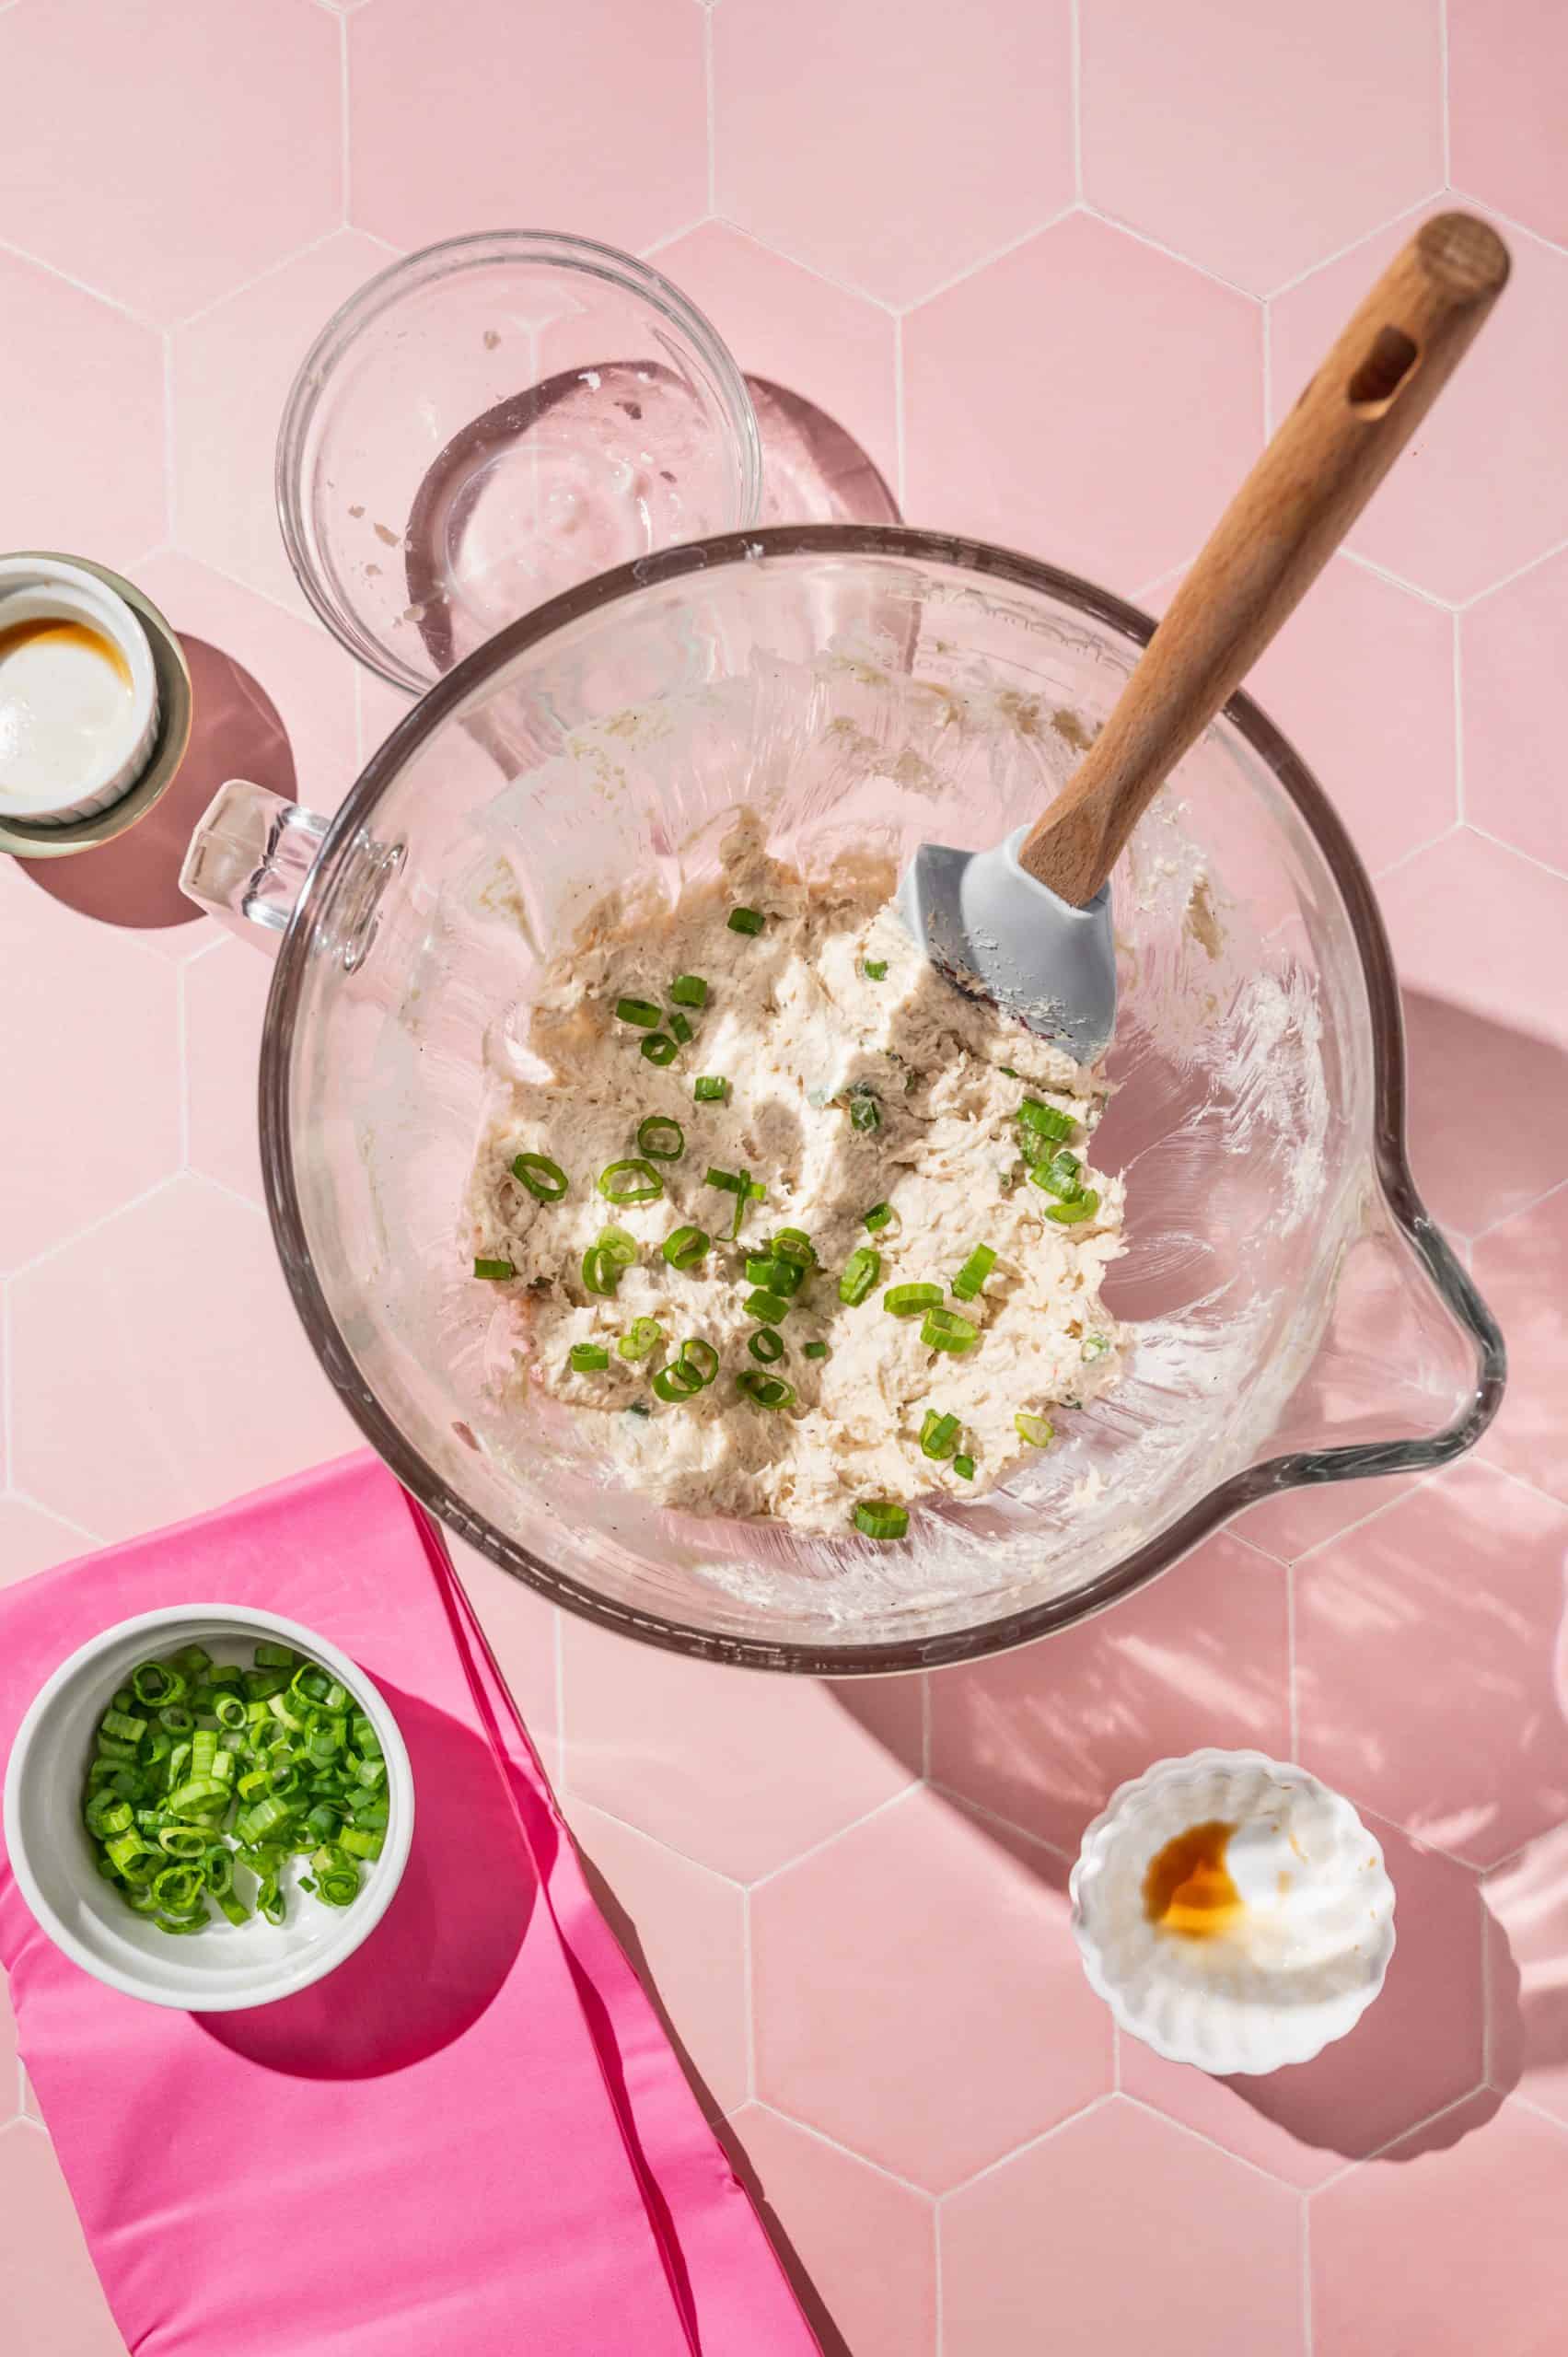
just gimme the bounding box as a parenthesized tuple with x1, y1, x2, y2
(0, 1454, 818, 2357)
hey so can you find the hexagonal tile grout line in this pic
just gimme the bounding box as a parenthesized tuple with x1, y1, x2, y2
(0, 1488, 102, 1552)
(4, 1170, 182, 1287)
(1259, 186, 1445, 307)
(746, 1782, 918, 1895)
(889, 203, 1078, 317)
(1470, 1167, 1568, 1251)
(0, 228, 162, 332)
(1502, 2091, 1568, 2145)
(337, 4, 352, 229)
(734, 2096, 940, 2209)
(1437, 0, 1451, 182)
(1303, 2085, 1484, 2197)
(931, 2087, 1120, 2206)
(927, 1780, 1074, 1871)
(702, 2, 716, 217)
(1073, 196, 1263, 307)
(1445, 192, 1568, 272)
(1458, 527, 1568, 612)
(1467, 820, 1568, 892)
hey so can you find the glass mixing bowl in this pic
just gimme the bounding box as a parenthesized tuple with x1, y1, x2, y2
(276, 231, 763, 695)
(183, 528, 1503, 1674)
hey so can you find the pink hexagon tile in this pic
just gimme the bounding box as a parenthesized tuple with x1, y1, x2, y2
(927, 1528, 1289, 1856)
(565, 1798, 749, 2119)
(1, 1976, 18, 2123)
(0, 1501, 94, 1589)
(0, 252, 164, 566)
(1310, 2095, 1568, 2357)
(647, 222, 899, 504)
(1295, 1459, 1568, 1868)
(1486, 1821, 1568, 2125)
(941, 2097, 1306, 2357)
(1082, 0, 1441, 296)
(9, 1176, 359, 1544)
(1375, 829, 1568, 1239)
(450, 1536, 560, 1746)
(1460, 544, 1568, 880)
(134, 554, 360, 817)
(723, 2105, 937, 2357)
(1447, 0, 1568, 252)
(1471, 1181, 1568, 1508)
(903, 214, 1261, 595)
(0, 2123, 125, 2356)
(181, 939, 273, 1206)
(752, 1787, 1111, 2191)
(714, 0, 1073, 309)
(349, 0, 706, 257)
(1121, 1813, 1485, 2189)
(559, 1614, 921, 1881)
(0, 868, 179, 1273)
(1270, 205, 1568, 603)
(1222, 554, 1457, 877)
(172, 231, 400, 615)
(0, 0, 340, 322)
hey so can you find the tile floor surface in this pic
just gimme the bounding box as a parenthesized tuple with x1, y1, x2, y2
(3, 3, 1568, 2351)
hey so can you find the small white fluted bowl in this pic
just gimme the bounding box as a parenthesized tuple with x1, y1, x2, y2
(1070, 1748, 1395, 2075)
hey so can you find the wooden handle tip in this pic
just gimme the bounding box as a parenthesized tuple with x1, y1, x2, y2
(1416, 212, 1511, 301)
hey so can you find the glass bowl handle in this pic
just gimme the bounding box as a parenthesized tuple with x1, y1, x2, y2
(180, 780, 402, 970)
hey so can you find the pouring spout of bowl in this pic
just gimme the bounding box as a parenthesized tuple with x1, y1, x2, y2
(1237, 1173, 1504, 1511)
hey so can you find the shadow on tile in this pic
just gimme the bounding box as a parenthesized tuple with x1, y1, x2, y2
(21, 631, 299, 936)
(710, 2116, 854, 2357)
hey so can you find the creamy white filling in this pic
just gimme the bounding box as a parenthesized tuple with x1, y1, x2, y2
(467, 818, 1127, 1533)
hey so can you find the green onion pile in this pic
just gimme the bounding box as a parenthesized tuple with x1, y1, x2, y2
(82, 1642, 388, 1937)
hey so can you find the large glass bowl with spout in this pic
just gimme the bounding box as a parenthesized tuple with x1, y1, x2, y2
(189, 527, 1503, 1673)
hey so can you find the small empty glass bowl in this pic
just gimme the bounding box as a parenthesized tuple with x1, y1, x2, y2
(276, 230, 764, 693)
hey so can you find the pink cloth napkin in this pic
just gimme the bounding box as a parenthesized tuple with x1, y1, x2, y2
(0, 1455, 818, 2357)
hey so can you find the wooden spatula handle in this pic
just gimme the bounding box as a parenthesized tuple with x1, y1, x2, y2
(1017, 211, 1510, 906)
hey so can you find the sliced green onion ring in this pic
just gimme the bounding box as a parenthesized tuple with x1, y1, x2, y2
(749, 1328, 786, 1364)
(618, 1318, 665, 1362)
(839, 1248, 880, 1306)
(735, 1370, 795, 1409)
(921, 1411, 960, 1460)
(951, 1244, 997, 1301)
(598, 1158, 664, 1204)
(727, 906, 764, 935)
(854, 1501, 909, 1540)
(662, 1224, 710, 1270)
(512, 1152, 569, 1202)
(637, 1114, 686, 1161)
(569, 1343, 610, 1372)
(614, 996, 661, 1028)
(1015, 1411, 1055, 1446)
(884, 1283, 943, 1318)
(1045, 1190, 1100, 1225)
(641, 1033, 679, 1067)
(693, 1075, 728, 1103)
(922, 1307, 978, 1353)
(671, 974, 709, 1007)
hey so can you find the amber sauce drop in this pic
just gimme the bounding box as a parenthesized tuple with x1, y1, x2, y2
(1143, 1819, 1244, 1939)
(0, 617, 132, 685)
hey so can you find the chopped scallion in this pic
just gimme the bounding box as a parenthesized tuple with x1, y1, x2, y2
(854, 1501, 908, 1540)
(668, 1011, 693, 1045)
(662, 1224, 710, 1271)
(1082, 1334, 1111, 1361)
(848, 1093, 881, 1132)
(951, 1244, 997, 1301)
(598, 1158, 664, 1204)
(1045, 1190, 1100, 1225)
(864, 1202, 891, 1232)
(636, 1114, 686, 1161)
(1029, 1148, 1082, 1199)
(749, 1328, 785, 1364)
(614, 996, 661, 1028)
(838, 1248, 880, 1306)
(693, 1075, 728, 1103)
(1015, 1411, 1054, 1446)
(641, 1033, 679, 1067)
(671, 975, 709, 1007)
(953, 1453, 976, 1479)
(921, 1411, 960, 1460)
(745, 1287, 792, 1322)
(736, 1370, 795, 1409)
(864, 958, 888, 980)
(569, 1343, 610, 1372)
(473, 1257, 515, 1281)
(922, 1307, 978, 1353)
(803, 1341, 828, 1360)
(618, 1318, 665, 1362)
(884, 1283, 943, 1318)
(1018, 1098, 1074, 1144)
(512, 1152, 569, 1202)
(727, 906, 764, 935)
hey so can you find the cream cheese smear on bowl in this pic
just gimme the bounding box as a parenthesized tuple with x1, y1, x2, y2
(467, 817, 1127, 1539)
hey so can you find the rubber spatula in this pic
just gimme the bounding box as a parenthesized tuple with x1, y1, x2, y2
(898, 212, 1510, 1062)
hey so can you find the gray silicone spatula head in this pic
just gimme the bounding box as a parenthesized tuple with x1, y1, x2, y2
(897, 829, 1118, 1064)
(896, 213, 1510, 1062)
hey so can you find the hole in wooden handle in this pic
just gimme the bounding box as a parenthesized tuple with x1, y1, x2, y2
(1348, 326, 1420, 410)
